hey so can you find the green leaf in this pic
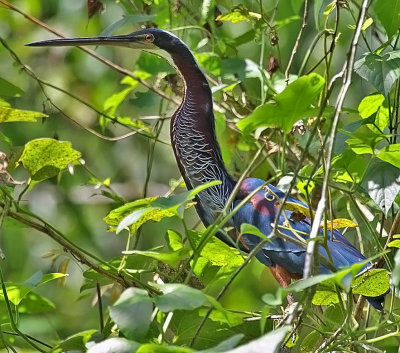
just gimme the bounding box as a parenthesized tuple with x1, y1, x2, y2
(18, 292, 56, 314)
(240, 223, 269, 240)
(227, 326, 291, 353)
(312, 284, 340, 305)
(124, 248, 191, 268)
(377, 144, 400, 168)
(354, 51, 400, 97)
(358, 94, 385, 119)
(116, 180, 221, 234)
(0, 107, 47, 123)
(352, 269, 390, 297)
(109, 288, 153, 341)
(373, 0, 400, 38)
(358, 93, 389, 135)
(262, 292, 283, 307)
(195, 53, 221, 76)
(1, 272, 67, 305)
(200, 334, 244, 352)
(137, 344, 194, 353)
(166, 230, 184, 251)
(237, 73, 325, 134)
(216, 5, 260, 24)
(388, 239, 400, 248)
(0, 78, 23, 98)
(51, 330, 97, 353)
(300, 331, 322, 353)
(362, 161, 400, 215)
(187, 230, 243, 283)
(87, 337, 140, 353)
(154, 283, 208, 312)
(19, 138, 81, 181)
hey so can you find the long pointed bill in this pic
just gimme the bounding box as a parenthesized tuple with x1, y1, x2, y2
(25, 34, 150, 49)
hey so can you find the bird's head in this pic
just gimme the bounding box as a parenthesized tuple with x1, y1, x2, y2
(26, 28, 186, 57)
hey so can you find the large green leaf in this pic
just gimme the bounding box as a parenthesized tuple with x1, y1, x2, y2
(237, 73, 325, 134)
(373, 0, 400, 38)
(0, 107, 47, 123)
(109, 288, 153, 341)
(87, 337, 140, 353)
(0, 78, 23, 98)
(19, 138, 81, 181)
(354, 51, 400, 97)
(154, 283, 208, 312)
(362, 161, 400, 215)
(51, 330, 98, 353)
(116, 180, 221, 234)
(352, 269, 390, 297)
(377, 144, 400, 169)
(1, 272, 67, 306)
(124, 248, 191, 268)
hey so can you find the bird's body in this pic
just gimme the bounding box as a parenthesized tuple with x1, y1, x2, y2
(27, 28, 387, 310)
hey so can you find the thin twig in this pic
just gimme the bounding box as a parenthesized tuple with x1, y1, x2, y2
(284, 0, 309, 84)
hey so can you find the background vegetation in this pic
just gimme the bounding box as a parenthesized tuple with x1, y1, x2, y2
(0, 0, 399, 352)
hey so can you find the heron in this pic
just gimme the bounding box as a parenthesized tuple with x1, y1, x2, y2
(27, 28, 387, 310)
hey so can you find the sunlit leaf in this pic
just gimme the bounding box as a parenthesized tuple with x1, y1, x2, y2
(377, 144, 400, 169)
(388, 239, 400, 248)
(109, 288, 153, 341)
(216, 5, 260, 23)
(278, 201, 314, 219)
(322, 218, 357, 230)
(116, 181, 221, 234)
(154, 283, 208, 312)
(358, 94, 385, 119)
(352, 269, 390, 297)
(19, 138, 81, 181)
(237, 74, 325, 134)
(0, 107, 47, 123)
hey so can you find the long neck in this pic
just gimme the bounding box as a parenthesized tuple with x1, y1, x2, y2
(169, 48, 235, 225)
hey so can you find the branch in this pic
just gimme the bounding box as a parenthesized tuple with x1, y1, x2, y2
(303, 0, 369, 280)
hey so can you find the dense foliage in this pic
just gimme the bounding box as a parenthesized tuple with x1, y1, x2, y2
(1, 0, 400, 352)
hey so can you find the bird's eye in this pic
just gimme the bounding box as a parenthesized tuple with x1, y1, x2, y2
(145, 34, 154, 42)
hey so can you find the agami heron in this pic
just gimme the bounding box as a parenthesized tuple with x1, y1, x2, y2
(27, 28, 387, 310)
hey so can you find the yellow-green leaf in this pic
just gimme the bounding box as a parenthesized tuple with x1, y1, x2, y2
(279, 201, 314, 219)
(322, 218, 358, 230)
(352, 269, 390, 297)
(0, 107, 47, 123)
(388, 239, 400, 248)
(19, 138, 81, 181)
